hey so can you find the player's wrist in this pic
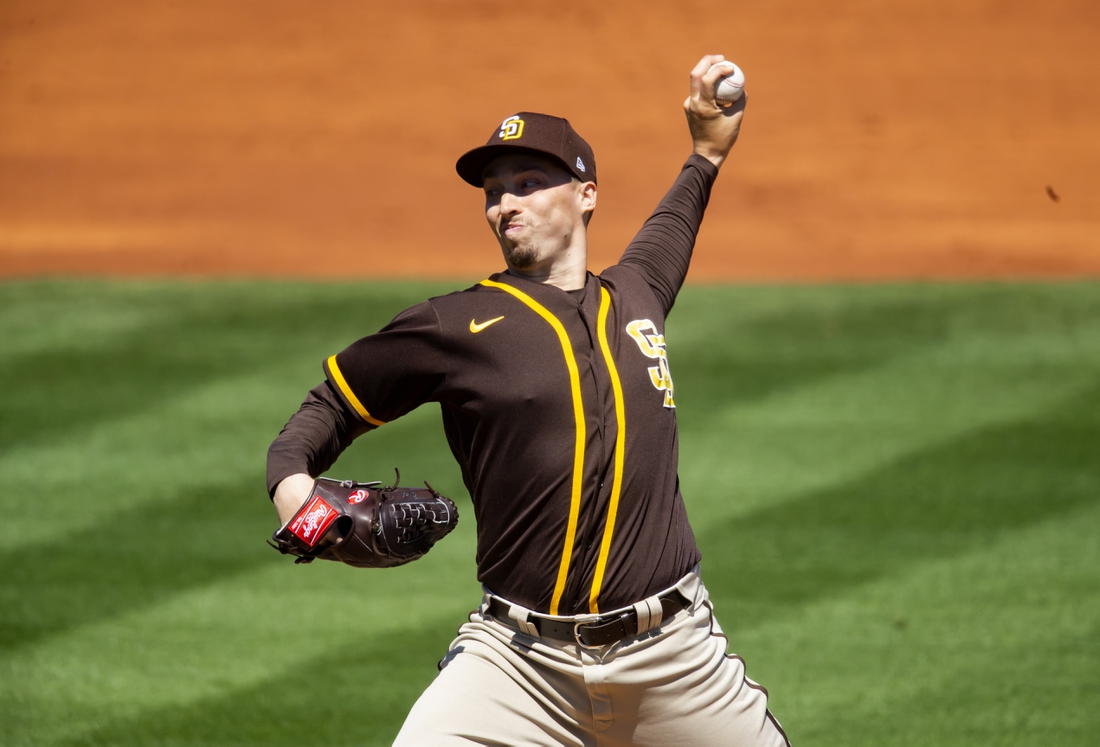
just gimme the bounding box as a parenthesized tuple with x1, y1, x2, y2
(692, 145, 729, 170)
(273, 473, 315, 525)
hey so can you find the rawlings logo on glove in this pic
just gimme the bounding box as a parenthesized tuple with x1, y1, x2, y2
(268, 475, 458, 568)
(288, 495, 340, 547)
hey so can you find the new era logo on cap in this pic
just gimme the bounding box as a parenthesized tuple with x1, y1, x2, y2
(456, 111, 597, 187)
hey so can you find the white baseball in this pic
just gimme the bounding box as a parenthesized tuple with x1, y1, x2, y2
(710, 61, 745, 104)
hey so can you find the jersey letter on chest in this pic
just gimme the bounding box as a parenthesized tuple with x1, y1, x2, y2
(625, 319, 675, 408)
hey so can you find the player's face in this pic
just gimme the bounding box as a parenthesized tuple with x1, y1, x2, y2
(482, 154, 595, 271)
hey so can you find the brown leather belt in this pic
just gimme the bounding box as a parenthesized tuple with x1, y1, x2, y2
(486, 591, 690, 648)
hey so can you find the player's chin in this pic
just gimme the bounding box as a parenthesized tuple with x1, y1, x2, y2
(503, 243, 539, 270)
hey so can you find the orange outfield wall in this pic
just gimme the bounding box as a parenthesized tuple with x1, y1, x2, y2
(1, 0, 1097, 281)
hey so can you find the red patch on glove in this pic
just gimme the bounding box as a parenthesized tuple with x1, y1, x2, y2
(288, 495, 339, 548)
(347, 489, 368, 504)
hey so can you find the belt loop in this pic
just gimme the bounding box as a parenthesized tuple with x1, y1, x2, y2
(505, 600, 540, 638)
(675, 564, 703, 616)
(632, 595, 664, 635)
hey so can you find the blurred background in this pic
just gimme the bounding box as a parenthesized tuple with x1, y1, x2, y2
(2, 2, 1098, 746)
(1, 0, 1096, 280)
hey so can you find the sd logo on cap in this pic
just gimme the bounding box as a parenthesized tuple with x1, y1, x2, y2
(499, 116, 525, 141)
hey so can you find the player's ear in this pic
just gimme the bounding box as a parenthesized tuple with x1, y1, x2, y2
(579, 181, 597, 218)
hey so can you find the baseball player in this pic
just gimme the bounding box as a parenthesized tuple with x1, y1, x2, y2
(267, 55, 790, 746)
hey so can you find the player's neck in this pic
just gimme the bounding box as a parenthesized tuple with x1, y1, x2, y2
(504, 242, 589, 291)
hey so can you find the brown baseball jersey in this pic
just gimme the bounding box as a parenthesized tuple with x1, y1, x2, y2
(268, 155, 718, 616)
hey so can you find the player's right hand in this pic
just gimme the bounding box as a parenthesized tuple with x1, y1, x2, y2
(684, 54, 746, 169)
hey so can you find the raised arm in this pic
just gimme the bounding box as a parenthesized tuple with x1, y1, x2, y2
(617, 156, 717, 315)
(618, 54, 746, 315)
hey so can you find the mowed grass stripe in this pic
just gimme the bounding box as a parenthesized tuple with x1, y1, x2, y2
(0, 472, 282, 652)
(678, 332, 1099, 522)
(0, 370, 315, 548)
(1, 280, 1097, 745)
(0, 555, 478, 747)
(0, 369, 468, 549)
(672, 281, 1100, 520)
(0, 280, 458, 454)
(696, 380, 1100, 631)
(54, 622, 462, 747)
(0, 402, 468, 653)
(735, 501, 1100, 747)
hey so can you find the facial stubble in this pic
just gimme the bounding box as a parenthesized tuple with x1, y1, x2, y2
(503, 241, 539, 270)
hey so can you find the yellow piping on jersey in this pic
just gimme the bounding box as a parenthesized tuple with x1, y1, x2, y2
(326, 354, 386, 427)
(589, 286, 627, 614)
(480, 278, 585, 616)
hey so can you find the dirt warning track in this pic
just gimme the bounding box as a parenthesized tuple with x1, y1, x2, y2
(1, 0, 1097, 281)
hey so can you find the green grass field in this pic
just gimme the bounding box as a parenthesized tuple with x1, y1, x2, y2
(1, 279, 1098, 746)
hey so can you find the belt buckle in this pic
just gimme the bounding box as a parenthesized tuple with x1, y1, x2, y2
(573, 611, 631, 650)
(573, 619, 601, 650)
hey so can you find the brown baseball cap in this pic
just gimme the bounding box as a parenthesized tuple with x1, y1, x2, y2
(456, 112, 597, 187)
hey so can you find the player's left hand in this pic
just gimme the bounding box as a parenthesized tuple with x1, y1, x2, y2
(684, 54, 747, 169)
(269, 476, 458, 568)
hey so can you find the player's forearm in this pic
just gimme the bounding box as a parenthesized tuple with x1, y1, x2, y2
(618, 155, 718, 313)
(266, 380, 366, 499)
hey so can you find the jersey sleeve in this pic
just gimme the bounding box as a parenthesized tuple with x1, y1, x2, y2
(266, 379, 368, 497)
(617, 154, 719, 316)
(323, 299, 449, 427)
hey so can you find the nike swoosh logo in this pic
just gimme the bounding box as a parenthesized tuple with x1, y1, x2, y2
(469, 316, 505, 333)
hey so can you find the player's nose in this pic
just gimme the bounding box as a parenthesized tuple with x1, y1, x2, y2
(498, 190, 522, 216)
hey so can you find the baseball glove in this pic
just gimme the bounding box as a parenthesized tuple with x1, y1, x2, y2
(268, 474, 458, 568)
